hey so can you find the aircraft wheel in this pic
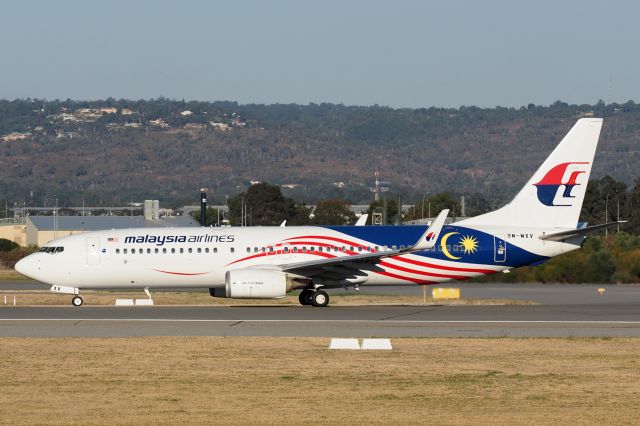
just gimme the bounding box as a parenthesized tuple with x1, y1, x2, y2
(311, 290, 329, 307)
(71, 296, 84, 307)
(299, 290, 313, 306)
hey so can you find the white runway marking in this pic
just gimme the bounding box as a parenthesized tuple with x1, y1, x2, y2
(2, 319, 640, 325)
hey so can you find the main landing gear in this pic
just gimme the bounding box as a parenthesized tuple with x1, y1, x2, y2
(71, 295, 84, 307)
(298, 289, 329, 307)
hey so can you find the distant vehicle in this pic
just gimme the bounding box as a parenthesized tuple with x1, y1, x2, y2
(16, 119, 620, 307)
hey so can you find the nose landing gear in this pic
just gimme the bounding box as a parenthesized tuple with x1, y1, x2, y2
(71, 295, 84, 307)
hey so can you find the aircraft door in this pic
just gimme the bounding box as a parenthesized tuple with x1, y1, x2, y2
(86, 237, 100, 266)
(493, 236, 506, 263)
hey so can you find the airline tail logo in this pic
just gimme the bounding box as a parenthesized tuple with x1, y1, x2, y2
(533, 162, 589, 206)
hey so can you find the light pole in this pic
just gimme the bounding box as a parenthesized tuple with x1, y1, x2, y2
(605, 194, 609, 237)
(421, 193, 429, 219)
(53, 195, 58, 240)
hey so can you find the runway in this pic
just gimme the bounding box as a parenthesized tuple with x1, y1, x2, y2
(2, 304, 640, 337)
(3, 281, 640, 305)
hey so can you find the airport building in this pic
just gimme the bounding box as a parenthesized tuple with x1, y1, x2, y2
(25, 214, 198, 247)
(0, 219, 27, 246)
(0, 200, 198, 247)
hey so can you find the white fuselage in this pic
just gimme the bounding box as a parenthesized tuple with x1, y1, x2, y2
(16, 224, 579, 291)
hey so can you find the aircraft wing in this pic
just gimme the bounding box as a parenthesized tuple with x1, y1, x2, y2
(278, 210, 449, 279)
(539, 221, 627, 242)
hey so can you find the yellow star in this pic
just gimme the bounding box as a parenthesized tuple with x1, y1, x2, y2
(460, 235, 479, 255)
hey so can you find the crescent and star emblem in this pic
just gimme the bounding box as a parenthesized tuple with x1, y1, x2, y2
(440, 232, 479, 260)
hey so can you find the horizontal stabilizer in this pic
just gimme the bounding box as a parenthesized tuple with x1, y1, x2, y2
(539, 221, 627, 242)
(355, 214, 368, 226)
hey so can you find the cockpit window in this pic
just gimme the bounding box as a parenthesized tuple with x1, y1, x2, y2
(40, 246, 64, 254)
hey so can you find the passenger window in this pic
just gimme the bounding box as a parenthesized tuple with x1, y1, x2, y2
(214, 247, 218, 253)
(116, 249, 120, 254)
(155, 248, 159, 253)
(171, 248, 176, 254)
(231, 247, 235, 253)
(254, 247, 258, 253)
(205, 248, 209, 253)
(124, 248, 128, 254)
(197, 248, 202, 253)
(163, 248, 167, 254)
(188, 248, 192, 253)
(310, 247, 315, 252)
(180, 248, 184, 254)
(350, 246, 354, 252)
(246, 247, 251, 253)
(269, 247, 274, 253)
(358, 247, 362, 252)
(138, 248, 143, 254)
(284, 247, 289, 253)
(147, 248, 151, 254)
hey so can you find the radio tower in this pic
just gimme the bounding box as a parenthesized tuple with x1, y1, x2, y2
(371, 171, 390, 202)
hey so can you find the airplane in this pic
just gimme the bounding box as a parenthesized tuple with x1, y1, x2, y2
(15, 118, 622, 307)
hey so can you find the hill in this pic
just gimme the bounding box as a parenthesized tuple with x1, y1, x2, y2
(1, 99, 639, 207)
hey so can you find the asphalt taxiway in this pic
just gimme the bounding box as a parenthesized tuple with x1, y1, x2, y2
(2, 304, 640, 337)
(2, 281, 640, 337)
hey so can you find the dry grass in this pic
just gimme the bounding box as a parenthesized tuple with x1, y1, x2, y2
(0, 290, 537, 307)
(0, 269, 29, 280)
(1, 337, 639, 425)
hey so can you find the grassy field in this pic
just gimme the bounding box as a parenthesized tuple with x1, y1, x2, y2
(0, 269, 29, 280)
(0, 290, 536, 306)
(0, 337, 639, 425)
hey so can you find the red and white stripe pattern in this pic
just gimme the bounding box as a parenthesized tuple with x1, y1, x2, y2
(227, 233, 500, 285)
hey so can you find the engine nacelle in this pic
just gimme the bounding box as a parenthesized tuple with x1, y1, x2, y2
(210, 269, 290, 299)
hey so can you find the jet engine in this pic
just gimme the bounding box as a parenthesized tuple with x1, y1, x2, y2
(209, 269, 295, 299)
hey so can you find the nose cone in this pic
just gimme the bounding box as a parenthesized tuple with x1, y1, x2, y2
(15, 255, 38, 280)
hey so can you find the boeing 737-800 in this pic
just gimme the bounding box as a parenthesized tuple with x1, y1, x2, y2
(16, 118, 621, 307)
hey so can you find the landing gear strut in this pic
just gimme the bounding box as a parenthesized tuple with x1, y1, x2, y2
(71, 295, 84, 307)
(298, 289, 329, 307)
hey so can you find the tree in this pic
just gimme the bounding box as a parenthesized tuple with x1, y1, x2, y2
(0, 238, 18, 252)
(624, 178, 640, 234)
(312, 199, 356, 225)
(228, 182, 310, 226)
(366, 197, 398, 225)
(191, 207, 224, 226)
(580, 176, 627, 229)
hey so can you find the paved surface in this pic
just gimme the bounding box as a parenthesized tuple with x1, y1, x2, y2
(2, 280, 640, 337)
(3, 280, 640, 305)
(2, 304, 640, 337)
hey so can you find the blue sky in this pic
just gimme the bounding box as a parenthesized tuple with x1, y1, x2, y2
(1, 0, 637, 107)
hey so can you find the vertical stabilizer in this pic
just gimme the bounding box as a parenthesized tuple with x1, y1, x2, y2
(459, 118, 603, 228)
